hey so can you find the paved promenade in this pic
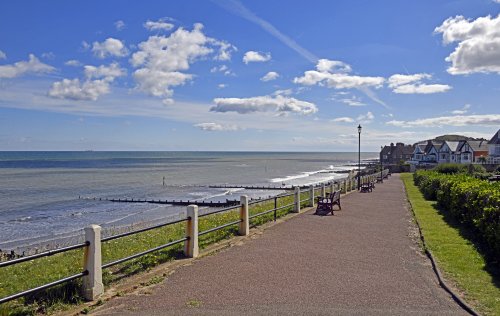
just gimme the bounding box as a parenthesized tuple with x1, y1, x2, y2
(93, 174, 465, 315)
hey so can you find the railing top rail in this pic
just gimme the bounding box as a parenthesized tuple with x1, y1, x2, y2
(198, 204, 240, 218)
(102, 217, 189, 242)
(0, 241, 89, 268)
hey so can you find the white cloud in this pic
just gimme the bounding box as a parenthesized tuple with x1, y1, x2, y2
(387, 114, 500, 127)
(388, 73, 431, 88)
(81, 41, 91, 51)
(243, 51, 271, 64)
(92, 38, 128, 59)
(211, 95, 317, 115)
(41, 52, 55, 60)
(144, 19, 174, 32)
(316, 59, 352, 73)
(451, 104, 471, 115)
(65, 60, 82, 67)
(218, 83, 227, 89)
(434, 14, 500, 74)
(214, 41, 237, 61)
(194, 122, 239, 131)
(214, 0, 318, 63)
(48, 63, 125, 101)
(48, 78, 111, 101)
(0, 54, 54, 78)
(332, 117, 354, 123)
(332, 93, 366, 106)
(273, 89, 293, 96)
(392, 84, 451, 94)
(260, 71, 279, 81)
(84, 62, 126, 79)
(388, 73, 451, 94)
(130, 23, 234, 103)
(115, 20, 126, 31)
(0, 50, 6, 60)
(210, 64, 233, 76)
(293, 59, 384, 89)
(357, 111, 374, 124)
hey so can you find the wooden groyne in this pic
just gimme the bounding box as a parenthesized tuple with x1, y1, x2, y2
(79, 196, 240, 207)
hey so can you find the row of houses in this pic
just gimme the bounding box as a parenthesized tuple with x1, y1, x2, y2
(380, 129, 500, 165)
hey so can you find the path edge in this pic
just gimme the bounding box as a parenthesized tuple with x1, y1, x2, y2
(402, 176, 480, 316)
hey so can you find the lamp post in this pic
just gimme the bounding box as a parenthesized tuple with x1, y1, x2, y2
(358, 124, 362, 190)
(380, 146, 383, 183)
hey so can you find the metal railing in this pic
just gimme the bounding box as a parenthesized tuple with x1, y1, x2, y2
(0, 171, 387, 306)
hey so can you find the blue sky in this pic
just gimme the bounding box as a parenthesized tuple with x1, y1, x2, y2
(0, 0, 499, 151)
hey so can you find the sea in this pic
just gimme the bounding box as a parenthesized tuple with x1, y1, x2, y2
(0, 151, 376, 253)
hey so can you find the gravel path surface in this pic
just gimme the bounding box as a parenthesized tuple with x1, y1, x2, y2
(93, 174, 466, 315)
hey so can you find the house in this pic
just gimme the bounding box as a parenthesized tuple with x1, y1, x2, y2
(380, 143, 415, 164)
(438, 141, 461, 163)
(423, 140, 443, 162)
(412, 140, 442, 163)
(457, 140, 489, 164)
(412, 143, 427, 162)
(488, 129, 500, 157)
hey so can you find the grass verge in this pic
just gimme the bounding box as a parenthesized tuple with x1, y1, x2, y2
(401, 173, 500, 315)
(0, 191, 305, 315)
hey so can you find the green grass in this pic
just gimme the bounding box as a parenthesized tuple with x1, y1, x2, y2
(401, 173, 500, 315)
(0, 191, 304, 315)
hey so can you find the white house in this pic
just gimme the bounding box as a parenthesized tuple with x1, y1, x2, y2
(457, 140, 489, 164)
(488, 129, 500, 157)
(438, 141, 460, 164)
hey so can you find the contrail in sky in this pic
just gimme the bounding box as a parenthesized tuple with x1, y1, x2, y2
(214, 0, 389, 109)
(213, 0, 319, 63)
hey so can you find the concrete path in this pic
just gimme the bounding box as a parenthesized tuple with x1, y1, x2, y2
(93, 174, 466, 315)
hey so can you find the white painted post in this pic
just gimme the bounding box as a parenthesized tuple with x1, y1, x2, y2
(330, 182, 335, 193)
(239, 195, 249, 236)
(294, 187, 301, 213)
(309, 185, 314, 207)
(83, 225, 104, 301)
(184, 205, 199, 258)
(321, 184, 326, 197)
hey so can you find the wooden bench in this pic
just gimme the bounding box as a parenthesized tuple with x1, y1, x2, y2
(315, 190, 341, 215)
(360, 181, 375, 193)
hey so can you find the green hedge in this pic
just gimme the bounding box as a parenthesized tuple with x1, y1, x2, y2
(413, 170, 500, 259)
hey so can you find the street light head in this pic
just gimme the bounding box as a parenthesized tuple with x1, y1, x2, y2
(357, 124, 362, 134)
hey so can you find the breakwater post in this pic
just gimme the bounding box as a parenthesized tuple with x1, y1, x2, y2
(294, 187, 301, 213)
(83, 225, 104, 301)
(184, 205, 199, 258)
(239, 195, 249, 236)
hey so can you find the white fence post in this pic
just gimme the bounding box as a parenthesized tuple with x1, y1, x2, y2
(331, 182, 335, 193)
(239, 195, 249, 236)
(294, 187, 301, 213)
(184, 205, 199, 258)
(83, 225, 104, 301)
(321, 184, 326, 197)
(309, 185, 314, 207)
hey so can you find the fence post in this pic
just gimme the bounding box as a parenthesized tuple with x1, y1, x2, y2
(331, 182, 335, 193)
(83, 225, 104, 301)
(309, 185, 314, 207)
(239, 195, 249, 236)
(294, 187, 301, 213)
(321, 184, 326, 197)
(184, 205, 199, 258)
